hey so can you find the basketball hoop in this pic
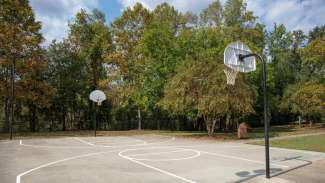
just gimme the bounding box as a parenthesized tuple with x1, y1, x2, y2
(224, 68, 238, 85)
(223, 41, 270, 179)
(89, 90, 106, 105)
(89, 90, 106, 137)
(223, 41, 256, 86)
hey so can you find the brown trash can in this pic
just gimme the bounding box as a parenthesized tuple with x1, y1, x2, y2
(238, 122, 248, 139)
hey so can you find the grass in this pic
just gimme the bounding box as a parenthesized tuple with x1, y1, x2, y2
(157, 123, 325, 140)
(0, 123, 324, 141)
(247, 123, 325, 138)
(251, 134, 325, 153)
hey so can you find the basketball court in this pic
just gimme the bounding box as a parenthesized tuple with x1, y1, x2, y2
(1, 135, 325, 183)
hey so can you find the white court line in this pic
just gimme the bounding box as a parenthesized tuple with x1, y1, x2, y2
(128, 149, 188, 157)
(16, 150, 119, 183)
(197, 150, 289, 168)
(145, 137, 175, 145)
(240, 144, 325, 156)
(88, 138, 138, 143)
(73, 137, 96, 146)
(95, 139, 146, 146)
(123, 148, 201, 162)
(19, 140, 94, 149)
(134, 152, 201, 162)
(119, 149, 197, 183)
(16, 137, 177, 183)
(18, 136, 175, 149)
(97, 141, 146, 148)
(83, 136, 147, 146)
(269, 146, 325, 156)
(98, 137, 175, 148)
(0, 140, 15, 144)
(173, 144, 245, 148)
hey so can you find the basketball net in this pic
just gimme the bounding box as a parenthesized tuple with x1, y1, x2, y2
(224, 68, 238, 85)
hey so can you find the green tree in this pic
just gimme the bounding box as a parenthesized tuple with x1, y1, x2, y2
(132, 23, 177, 129)
(223, 0, 258, 42)
(263, 24, 306, 123)
(160, 28, 255, 136)
(109, 3, 152, 129)
(131, 4, 196, 130)
(152, 3, 187, 34)
(281, 83, 324, 125)
(109, 3, 152, 76)
(16, 50, 54, 132)
(68, 9, 112, 90)
(280, 28, 324, 125)
(200, 0, 223, 27)
(300, 35, 325, 83)
(47, 41, 87, 130)
(0, 0, 51, 132)
(161, 56, 255, 136)
(308, 25, 325, 41)
(68, 9, 112, 130)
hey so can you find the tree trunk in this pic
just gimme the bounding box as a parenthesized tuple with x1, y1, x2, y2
(9, 57, 16, 138)
(206, 122, 211, 136)
(70, 111, 74, 130)
(30, 118, 36, 132)
(3, 64, 10, 133)
(29, 106, 37, 132)
(226, 113, 231, 131)
(309, 117, 313, 127)
(211, 119, 217, 136)
(137, 108, 141, 130)
(77, 110, 82, 130)
(62, 113, 66, 131)
(218, 119, 222, 131)
(235, 118, 239, 130)
(205, 117, 217, 137)
(88, 99, 93, 130)
(50, 117, 54, 132)
(157, 120, 160, 130)
(175, 117, 180, 131)
(3, 98, 10, 132)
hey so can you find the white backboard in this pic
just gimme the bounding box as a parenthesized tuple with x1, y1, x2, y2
(89, 90, 106, 103)
(224, 41, 256, 73)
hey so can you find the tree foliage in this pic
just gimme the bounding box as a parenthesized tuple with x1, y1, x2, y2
(0, 0, 52, 132)
(281, 83, 324, 122)
(160, 28, 255, 135)
(1, 0, 324, 135)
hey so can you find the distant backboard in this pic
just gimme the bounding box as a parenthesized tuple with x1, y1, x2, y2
(89, 90, 106, 105)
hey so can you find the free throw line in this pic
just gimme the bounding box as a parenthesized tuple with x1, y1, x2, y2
(119, 150, 197, 183)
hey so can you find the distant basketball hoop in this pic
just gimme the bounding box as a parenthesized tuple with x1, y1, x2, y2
(89, 90, 106, 137)
(89, 90, 106, 106)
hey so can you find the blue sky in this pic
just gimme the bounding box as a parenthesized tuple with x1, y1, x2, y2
(29, 0, 325, 45)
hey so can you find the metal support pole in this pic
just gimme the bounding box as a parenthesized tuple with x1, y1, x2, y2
(137, 108, 141, 130)
(93, 103, 97, 137)
(261, 58, 270, 179)
(9, 56, 16, 140)
(240, 53, 270, 178)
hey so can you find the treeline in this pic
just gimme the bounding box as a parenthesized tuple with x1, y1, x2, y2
(0, 0, 324, 135)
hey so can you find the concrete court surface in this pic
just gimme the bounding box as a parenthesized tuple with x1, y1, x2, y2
(0, 135, 325, 183)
